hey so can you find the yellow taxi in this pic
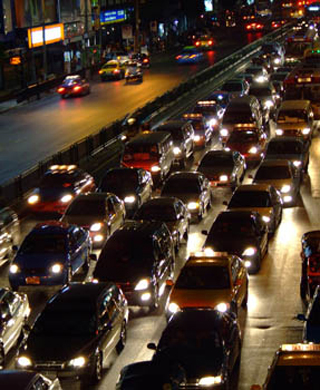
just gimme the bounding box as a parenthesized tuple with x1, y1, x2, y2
(166, 249, 248, 320)
(227, 184, 283, 234)
(99, 60, 126, 81)
(251, 343, 320, 389)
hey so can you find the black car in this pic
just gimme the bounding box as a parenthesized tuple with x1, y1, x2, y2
(0, 206, 20, 267)
(197, 150, 246, 190)
(202, 210, 268, 274)
(0, 370, 62, 390)
(92, 220, 175, 311)
(16, 282, 129, 386)
(98, 167, 153, 217)
(147, 309, 241, 390)
(161, 171, 212, 222)
(133, 197, 190, 251)
(264, 136, 310, 178)
(116, 360, 186, 390)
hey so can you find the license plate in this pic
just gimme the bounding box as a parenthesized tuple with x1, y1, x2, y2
(25, 276, 40, 285)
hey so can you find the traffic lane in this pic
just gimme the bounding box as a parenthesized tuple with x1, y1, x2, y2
(0, 29, 263, 184)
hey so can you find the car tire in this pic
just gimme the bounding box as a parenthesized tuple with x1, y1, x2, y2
(116, 321, 127, 354)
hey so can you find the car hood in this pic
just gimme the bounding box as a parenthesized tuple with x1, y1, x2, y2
(38, 187, 73, 200)
(253, 178, 292, 191)
(198, 166, 233, 179)
(228, 207, 273, 219)
(26, 334, 96, 362)
(163, 193, 199, 205)
(226, 141, 258, 154)
(170, 288, 232, 309)
(14, 253, 66, 268)
(265, 154, 303, 162)
(276, 123, 306, 130)
(205, 235, 258, 255)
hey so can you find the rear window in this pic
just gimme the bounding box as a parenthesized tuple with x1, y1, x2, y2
(277, 109, 308, 123)
(19, 234, 66, 254)
(175, 265, 230, 289)
(255, 165, 291, 180)
(123, 144, 159, 161)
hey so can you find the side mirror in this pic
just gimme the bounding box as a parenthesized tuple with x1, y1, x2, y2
(90, 254, 98, 262)
(222, 200, 228, 206)
(12, 245, 18, 252)
(147, 342, 157, 350)
(297, 313, 306, 321)
(201, 230, 208, 235)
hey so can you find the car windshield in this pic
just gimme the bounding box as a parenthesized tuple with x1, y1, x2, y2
(135, 205, 177, 222)
(222, 82, 242, 91)
(162, 179, 200, 195)
(19, 234, 66, 254)
(210, 216, 255, 236)
(267, 141, 303, 155)
(262, 44, 277, 53)
(63, 77, 80, 85)
(123, 145, 159, 160)
(228, 131, 259, 143)
(277, 109, 308, 123)
(229, 191, 271, 207)
(33, 308, 96, 336)
(285, 86, 320, 102)
(249, 87, 271, 97)
(100, 171, 138, 191)
(103, 63, 117, 69)
(223, 112, 254, 124)
(66, 199, 105, 216)
(94, 234, 154, 281)
(200, 153, 233, 168)
(255, 166, 291, 180)
(157, 127, 183, 141)
(175, 265, 230, 289)
(267, 366, 320, 389)
(40, 174, 74, 189)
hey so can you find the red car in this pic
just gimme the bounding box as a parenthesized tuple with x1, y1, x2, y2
(57, 75, 90, 98)
(245, 20, 264, 31)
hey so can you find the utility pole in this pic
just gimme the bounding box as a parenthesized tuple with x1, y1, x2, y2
(134, 0, 140, 53)
(40, 0, 47, 80)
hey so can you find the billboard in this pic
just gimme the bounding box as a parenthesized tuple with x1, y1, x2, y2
(28, 23, 64, 48)
(100, 9, 126, 25)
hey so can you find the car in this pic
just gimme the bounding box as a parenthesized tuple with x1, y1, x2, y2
(133, 197, 190, 251)
(105, 51, 130, 64)
(115, 360, 186, 390)
(260, 41, 285, 67)
(269, 78, 284, 99)
(197, 149, 246, 190)
(253, 159, 301, 206)
(202, 210, 268, 274)
(237, 72, 254, 85)
(251, 55, 274, 74)
(154, 120, 194, 168)
(27, 165, 96, 215)
(91, 220, 175, 311)
(182, 113, 213, 148)
(192, 98, 224, 131)
(147, 309, 242, 390)
(57, 75, 90, 98)
(130, 52, 150, 68)
(245, 19, 264, 31)
(99, 60, 126, 80)
(225, 126, 268, 163)
(193, 35, 215, 49)
(125, 60, 143, 83)
(300, 230, 320, 300)
(220, 78, 250, 99)
(226, 184, 283, 234)
(98, 167, 153, 218)
(0, 370, 62, 390)
(0, 288, 30, 367)
(206, 90, 231, 109)
(16, 282, 128, 386)
(166, 250, 248, 319)
(9, 221, 91, 291)
(0, 206, 20, 267)
(248, 81, 278, 117)
(297, 285, 320, 343)
(264, 136, 310, 178)
(161, 171, 213, 222)
(175, 46, 204, 64)
(271, 19, 287, 29)
(250, 343, 320, 389)
(60, 192, 126, 248)
(245, 65, 269, 83)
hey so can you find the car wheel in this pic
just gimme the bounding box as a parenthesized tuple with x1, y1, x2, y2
(0, 344, 4, 369)
(116, 321, 127, 354)
(89, 352, 102, 384)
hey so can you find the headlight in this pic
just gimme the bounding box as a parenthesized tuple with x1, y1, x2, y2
(28, 194, 40, 205)
(194, 135, 201, 142)
(173, 147, 182, 155)
(10, 264, 19, 274)
(188, 202, 199, 210)
(51, 263, 63, 274)
(244, 260, 251, 268)
(151, 165, 161, 172)
(69, 356, 86, 368)
(219, 175, 228, 182)
(249, 146, 258, 154)
(220, 128, 229, 137)
(293, 160, 301, 167)
(90, 222, 103, 231)
(135, 278, 150, 291)
(281, 184, 291, 194)
(275, 129, 283, 136)
(243, 247, 257, 256)
(274, 58, 281, 65)
(168, 302, 180, 313)
(215, 302, 229, 313)
(264, 100, 274, 109)
(17, 356, 32, 368)
(262, 216, 270, 223)
(209, 118, 218, 127)
(124, 195, 136, 204)
(61, 194, 73, 203)
(255, 75, 267, 83)
(302, 127, 311, 135)
(199, 375, 222, 386)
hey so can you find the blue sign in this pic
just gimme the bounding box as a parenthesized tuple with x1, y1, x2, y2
(100, 9, 126, 24)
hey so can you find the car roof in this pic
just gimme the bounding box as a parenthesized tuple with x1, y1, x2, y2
(258, 159, 291, 167)
(226, 95, 259, 107)
(116, 220, 166, 238)
(126, 131, 172, 146)
(302, 230, 320, 243)
(203, 150, 234, 158)
(277, 344, 320, 365)
(279, 100, 311, 110)
(186, 254, 232, 267)
(235, 184, 272, 192)
(167, 171, 203, 181)
(0, 370, 38, 389)
(139, 197, 180, 207)
(217, 209, 259, 220)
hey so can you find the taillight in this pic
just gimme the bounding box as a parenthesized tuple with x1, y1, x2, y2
(113, 69, 120, 74)
(73, 86, 82, 92)
(57, 87, 65, 93)
(246, 25, 252, 30)
(208, 40, 213, 45)
(309, 256, 320, 272)
(143, 58, 149, 63)
(176, 55, 182, 59)
(195, 41, 200, 46)
(99, 70, 103, 74)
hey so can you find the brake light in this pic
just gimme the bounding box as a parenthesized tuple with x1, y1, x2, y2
(176, 55, 182, 59)
(143, 58, 149, 63)
(246, 24, 252, 30)
(113, 69, 120, 74)
(195, 41, 200, 46)
(57, 87, 65, 93)
(208, 40, 213, 45)
(73, 86, 82, 92)
(309, 256, 320, 273)
(99, 70, 103, 74)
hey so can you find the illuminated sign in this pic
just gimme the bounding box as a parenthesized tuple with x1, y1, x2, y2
(28, 23, 64, 48)
(204, 0, 213, 12)
(100, 9, 126, 25)
(10, 56, 21, 65)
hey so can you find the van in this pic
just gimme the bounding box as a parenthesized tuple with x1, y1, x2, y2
(121, 131, 174, 184)
(220, 95, 264, 142)
(154, 120, 194, 168)
(275, 100, 314, 140)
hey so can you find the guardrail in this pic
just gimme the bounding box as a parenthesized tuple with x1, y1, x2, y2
(0, 24, 294, 210)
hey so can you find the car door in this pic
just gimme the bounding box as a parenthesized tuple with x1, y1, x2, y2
(254, 216, 268, 256)
(106, 196, 118, 234)
(200, 176, 211, 209)
(138, 170, 152, 203)
(153, 238, 170, 291)
(1, 291, 22, 354)
(110, 195, 125, 230)
(69, 227, 87, 273)
(184, 124, 194, 157)
(270, 187, 282, 225)
(175, 200, 188, 239)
